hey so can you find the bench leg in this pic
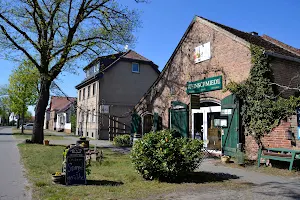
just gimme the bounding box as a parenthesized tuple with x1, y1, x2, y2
(289, 152, 296, 171)
(257, 148, 262, 167)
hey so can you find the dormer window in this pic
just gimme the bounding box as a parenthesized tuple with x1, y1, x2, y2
(132, 63, 140, 73)
(85, 65, 99, 78)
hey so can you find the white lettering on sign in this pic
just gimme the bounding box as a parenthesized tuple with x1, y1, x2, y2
(187, 78, 221, 90)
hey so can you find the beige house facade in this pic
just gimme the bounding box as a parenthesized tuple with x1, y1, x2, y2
(75, 50, 160, 140)
(135, 16, 300, 159)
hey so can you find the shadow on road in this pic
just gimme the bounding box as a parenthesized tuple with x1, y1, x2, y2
(0, 133, 13, 135)
(255, 181, 300, 199)
(161, 171, 240, 184)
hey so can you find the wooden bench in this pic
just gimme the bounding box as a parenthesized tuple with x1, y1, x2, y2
(257, 147, 300, 171)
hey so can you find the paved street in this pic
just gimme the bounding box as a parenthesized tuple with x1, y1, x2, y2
(0, 127, 31, 200)
(156, 159, 300, 200)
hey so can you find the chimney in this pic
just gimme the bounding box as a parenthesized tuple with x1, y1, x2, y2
(250, 31, 258, 36)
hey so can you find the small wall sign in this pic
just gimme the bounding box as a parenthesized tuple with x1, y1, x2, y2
(65, 146, 86, 185)
(100, 105, 110, 114)
(194, 42, 211, 63)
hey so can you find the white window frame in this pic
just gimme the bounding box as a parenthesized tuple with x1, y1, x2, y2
(132, 63, 140, 73)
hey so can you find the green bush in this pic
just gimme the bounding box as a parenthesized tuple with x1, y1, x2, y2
(131, 130, 203, 182)
(113, 134, 132, 147)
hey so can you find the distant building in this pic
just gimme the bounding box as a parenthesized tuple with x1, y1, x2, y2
(9, 113, 18, 123)
(46, 96, 76, 133)
(75, 50, 160, 140)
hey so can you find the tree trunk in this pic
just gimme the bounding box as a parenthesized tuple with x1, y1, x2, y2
(21, 110, 24, 134)
(32, 76, 51, 144)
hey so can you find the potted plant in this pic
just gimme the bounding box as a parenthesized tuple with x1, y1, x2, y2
(44, 140, 49, 146)
(52, 172, 65, 184)
(221, 155, 230, 163)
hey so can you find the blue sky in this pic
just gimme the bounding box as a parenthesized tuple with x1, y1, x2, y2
(1, 0, 299, 114)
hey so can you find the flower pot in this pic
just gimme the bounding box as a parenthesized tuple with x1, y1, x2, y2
(52, 173, 65, 184)
(44, 140, 49, 146)
(221, 156, 230, 163)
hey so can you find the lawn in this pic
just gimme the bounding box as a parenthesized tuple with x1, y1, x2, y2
(18, 144, 246, 200)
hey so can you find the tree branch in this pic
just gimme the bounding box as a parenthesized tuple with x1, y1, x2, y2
(0, 25, 40, 70)
(0, 13, 41, 52)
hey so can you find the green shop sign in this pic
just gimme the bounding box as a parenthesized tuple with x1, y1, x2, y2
(186, 76, 222, 94)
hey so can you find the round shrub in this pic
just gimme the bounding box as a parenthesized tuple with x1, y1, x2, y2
(131, 130, 203, 182)
(113, 134, 132, 147)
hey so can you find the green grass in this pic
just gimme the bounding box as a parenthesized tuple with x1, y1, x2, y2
(18, 144, 247, 200)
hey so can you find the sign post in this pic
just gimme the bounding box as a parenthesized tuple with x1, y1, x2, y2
(65, 146, 86, 185)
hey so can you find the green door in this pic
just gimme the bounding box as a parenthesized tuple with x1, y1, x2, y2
(221, 94, 240, 156)
(169, 101, 189, 138)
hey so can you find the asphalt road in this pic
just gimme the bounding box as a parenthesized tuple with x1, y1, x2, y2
(0, 127, 31, 200)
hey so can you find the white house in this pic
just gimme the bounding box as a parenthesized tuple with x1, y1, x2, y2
(56, 101, 75, 133)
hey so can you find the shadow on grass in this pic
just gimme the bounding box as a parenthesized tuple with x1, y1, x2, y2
(163, 171, 240, 184)
(86, 180, 124, 186)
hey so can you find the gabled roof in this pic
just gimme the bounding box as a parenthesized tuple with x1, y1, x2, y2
(199, 16, 300, 59)
(49, 96, 76, 112)
(135, 16, 300, 110)
(76, 50, 160, 89)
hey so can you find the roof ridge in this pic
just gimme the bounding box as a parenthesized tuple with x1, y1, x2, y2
(197, 15, 300, 59)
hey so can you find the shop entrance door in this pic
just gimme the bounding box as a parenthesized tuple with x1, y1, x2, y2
(221, 94, 240, 156)
(192, 106, 221, 150)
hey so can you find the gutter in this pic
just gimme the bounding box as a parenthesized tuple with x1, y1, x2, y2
(265, 51, 300, 63)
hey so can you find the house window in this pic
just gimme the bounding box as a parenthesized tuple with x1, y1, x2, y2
(87, 112, 89, 122)
(92, 132, 94, 137)
(92, 109, 96, 122)
(87, 132, 89, 137)
(88, 86, 90, 98)
(132, 63, 140, 73)
(79, 90, 81, 101)
(83, 88, 85, 99)
(66, 112, 70, 123)
(92, 83, 96, 96)
(81, 111, 84, 122)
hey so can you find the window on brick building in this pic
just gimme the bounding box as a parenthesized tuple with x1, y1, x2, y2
(93, 83, 96, 96)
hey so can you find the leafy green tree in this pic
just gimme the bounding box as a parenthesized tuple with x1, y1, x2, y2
(226, 45, 300, 146)
(8, 61, 39, 133)
(0, 0, 143, 143)
(0, 86, 11, 125)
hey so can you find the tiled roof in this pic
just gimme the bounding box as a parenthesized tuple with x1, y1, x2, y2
(83, 52, 123, 71)
(49, 96, 76, 112)
(122, 50, 151, 62)
(83, 50, 154, 71)
(199, 16, 300, 59)
(76, 50, 160, 89)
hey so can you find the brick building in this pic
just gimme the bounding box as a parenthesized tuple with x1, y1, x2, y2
(134, 16, 300, 159)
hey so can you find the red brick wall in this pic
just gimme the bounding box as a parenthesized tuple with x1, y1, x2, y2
(135, 17, 252, 130)
(270, 58, 300, 98)
(245, 121, 295, 160)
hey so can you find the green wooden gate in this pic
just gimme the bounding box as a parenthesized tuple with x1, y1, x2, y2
(221, 95, 240, 156)
(169, 101, 189, 138)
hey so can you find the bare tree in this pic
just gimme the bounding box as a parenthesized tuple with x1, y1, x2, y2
(0, 0, 143, 143)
